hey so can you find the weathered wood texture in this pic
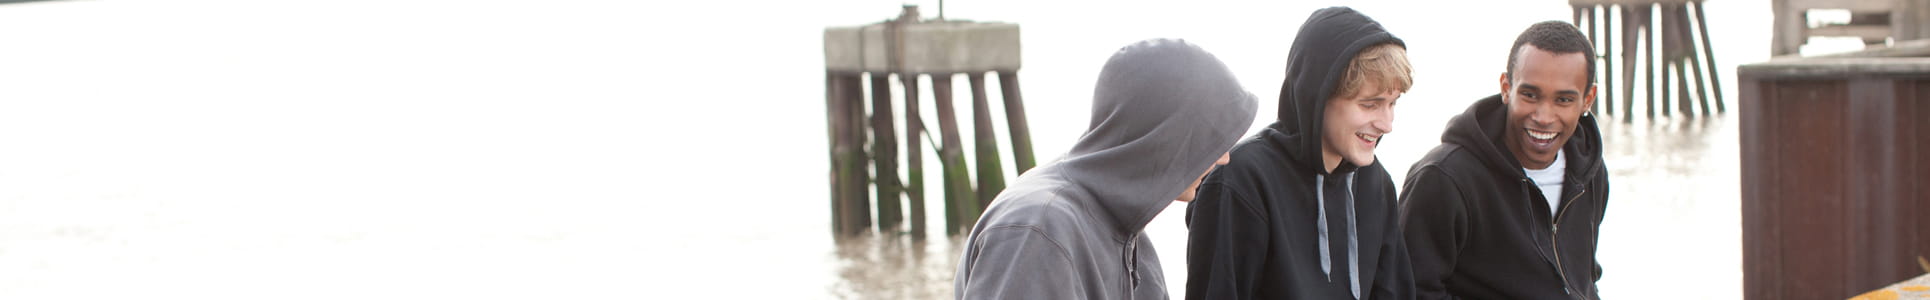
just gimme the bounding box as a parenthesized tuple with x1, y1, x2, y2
(1770, 0, 1930, 56)
(1739, 50, 1930, 299)
(823, 7, 1033, 239)
(827, 72, 871, 237)
(870, 74, 902, 233)
(1579, 2, 1725, 122)
(902, 74, 927, 240)
(998, 72, 1037, 174)
(968, 73, 1005, 212)
(931, 74, 978, 236)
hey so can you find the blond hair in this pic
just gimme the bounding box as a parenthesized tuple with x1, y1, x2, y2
(1333, 43, 1413, 100)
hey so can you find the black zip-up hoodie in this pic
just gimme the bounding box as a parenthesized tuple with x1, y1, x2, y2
(1399, 94, 1610, 299)
(1184, 7, 1414, 300)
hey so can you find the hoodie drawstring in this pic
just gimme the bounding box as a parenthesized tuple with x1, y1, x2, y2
(1314, 173, 1362, 299)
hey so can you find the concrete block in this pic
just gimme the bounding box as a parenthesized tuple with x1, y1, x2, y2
(824, 21, 1021, 74)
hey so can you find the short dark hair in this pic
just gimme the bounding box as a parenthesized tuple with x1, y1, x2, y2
(1505, 21, 1595, 86)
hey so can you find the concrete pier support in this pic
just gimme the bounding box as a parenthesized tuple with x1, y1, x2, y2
(823, 5, 1025, 238)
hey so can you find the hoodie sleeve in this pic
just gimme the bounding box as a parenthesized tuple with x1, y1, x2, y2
(1399, 166, 1469, 300)
(1592, 173, 1611, 284)
(1371, 180, 1417, 300)
(1183, 178, 1268, 300)
(957, 226, 1086, 300)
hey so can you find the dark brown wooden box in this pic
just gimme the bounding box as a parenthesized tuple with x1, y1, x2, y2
(1739, 42, 1930, 300)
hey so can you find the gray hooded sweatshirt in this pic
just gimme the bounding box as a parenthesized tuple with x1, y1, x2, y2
(953, 39, 1258, 299)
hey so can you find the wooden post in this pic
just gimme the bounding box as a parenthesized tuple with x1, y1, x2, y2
(1575, 6, 1586, 108)
(997, 71, 1037, 174)
(1576, 5, 1590, 113)
(969, 72, 1006, 212)
(1687, 22, 1715, 116)
(932, 73, 978, 236)
(870, 74, 903, 233)
(1603, 5, 1615, 116)
(1661, 58, 1673, 117)
(828, 72, 869, 237)
(1692, 1, 1726, 113)
(1664, 3, 1694, 117)
(901, 73, 927, 241)
(1770, 0, 1801, 56)
(1675, 61, 1693, 116)
(1585, 6, 1601, 114)
(931, 74, 955, 235)
(1660, 14, 1675, 118)
(1621, 4, 1643, 122)
(1572, 5, 1581, 27)
(846, 73, 872, 235)
(1645, 4, 1657, 119)
(826, 71, 847, 237)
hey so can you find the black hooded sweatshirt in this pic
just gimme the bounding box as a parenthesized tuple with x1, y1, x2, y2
(1399, 94, 1609, 299)
(1185, 7, 1414, 300)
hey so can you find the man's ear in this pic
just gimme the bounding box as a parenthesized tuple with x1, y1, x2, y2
(1497, 72, 1511, 100)
(1583, 83, 1599, 113)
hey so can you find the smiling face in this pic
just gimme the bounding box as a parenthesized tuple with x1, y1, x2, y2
(1500, 44, 1596, 170)
(1320, 82, 1400, 172)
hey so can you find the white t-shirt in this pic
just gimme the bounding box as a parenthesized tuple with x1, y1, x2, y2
(1523, 151, 1566, 216)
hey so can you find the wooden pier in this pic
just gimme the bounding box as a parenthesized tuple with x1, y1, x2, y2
(1571, 0, 1728, 122)
(823, 6, 1034, 240)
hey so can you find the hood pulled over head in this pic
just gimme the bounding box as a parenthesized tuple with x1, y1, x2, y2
(1271, 7, 1403, 173)
(1059, 38, 1258, 235)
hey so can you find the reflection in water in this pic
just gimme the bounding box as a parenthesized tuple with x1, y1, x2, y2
(1594, 112, 1742, 299)
(1603, 114, 1724, 177)
(830, 234, 964, 299)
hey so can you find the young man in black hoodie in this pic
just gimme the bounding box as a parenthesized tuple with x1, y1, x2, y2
(1399, 21, 1609, 299)
(1185, 7, 1415, 299)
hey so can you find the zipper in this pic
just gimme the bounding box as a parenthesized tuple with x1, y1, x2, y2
(1550, 188, 1586, 298)
(1126, 237, 1139, 296)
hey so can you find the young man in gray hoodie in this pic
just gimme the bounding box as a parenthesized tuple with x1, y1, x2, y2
(953, 38, 1259, 299)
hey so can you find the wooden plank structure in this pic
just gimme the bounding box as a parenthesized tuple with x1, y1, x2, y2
(1771, 0, 1930, 56)
(1739, 40, 1930, 300)
(1571, 0, 1727, 122)
(823, 5, 1035, 240)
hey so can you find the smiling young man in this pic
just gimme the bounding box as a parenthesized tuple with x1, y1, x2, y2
(1399, 21, 1610, 299)
(1185, 7, 1414, 299)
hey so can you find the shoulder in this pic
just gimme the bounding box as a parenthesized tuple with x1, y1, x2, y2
(1412, 143, 1466, 169)
(1224, 136, 1288, 170)
(1211, 136, 1298, 187)
(1398, 154, 1473, 208)
(980, 179, 1085, 229)
(1410, 143, 1492, 181)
